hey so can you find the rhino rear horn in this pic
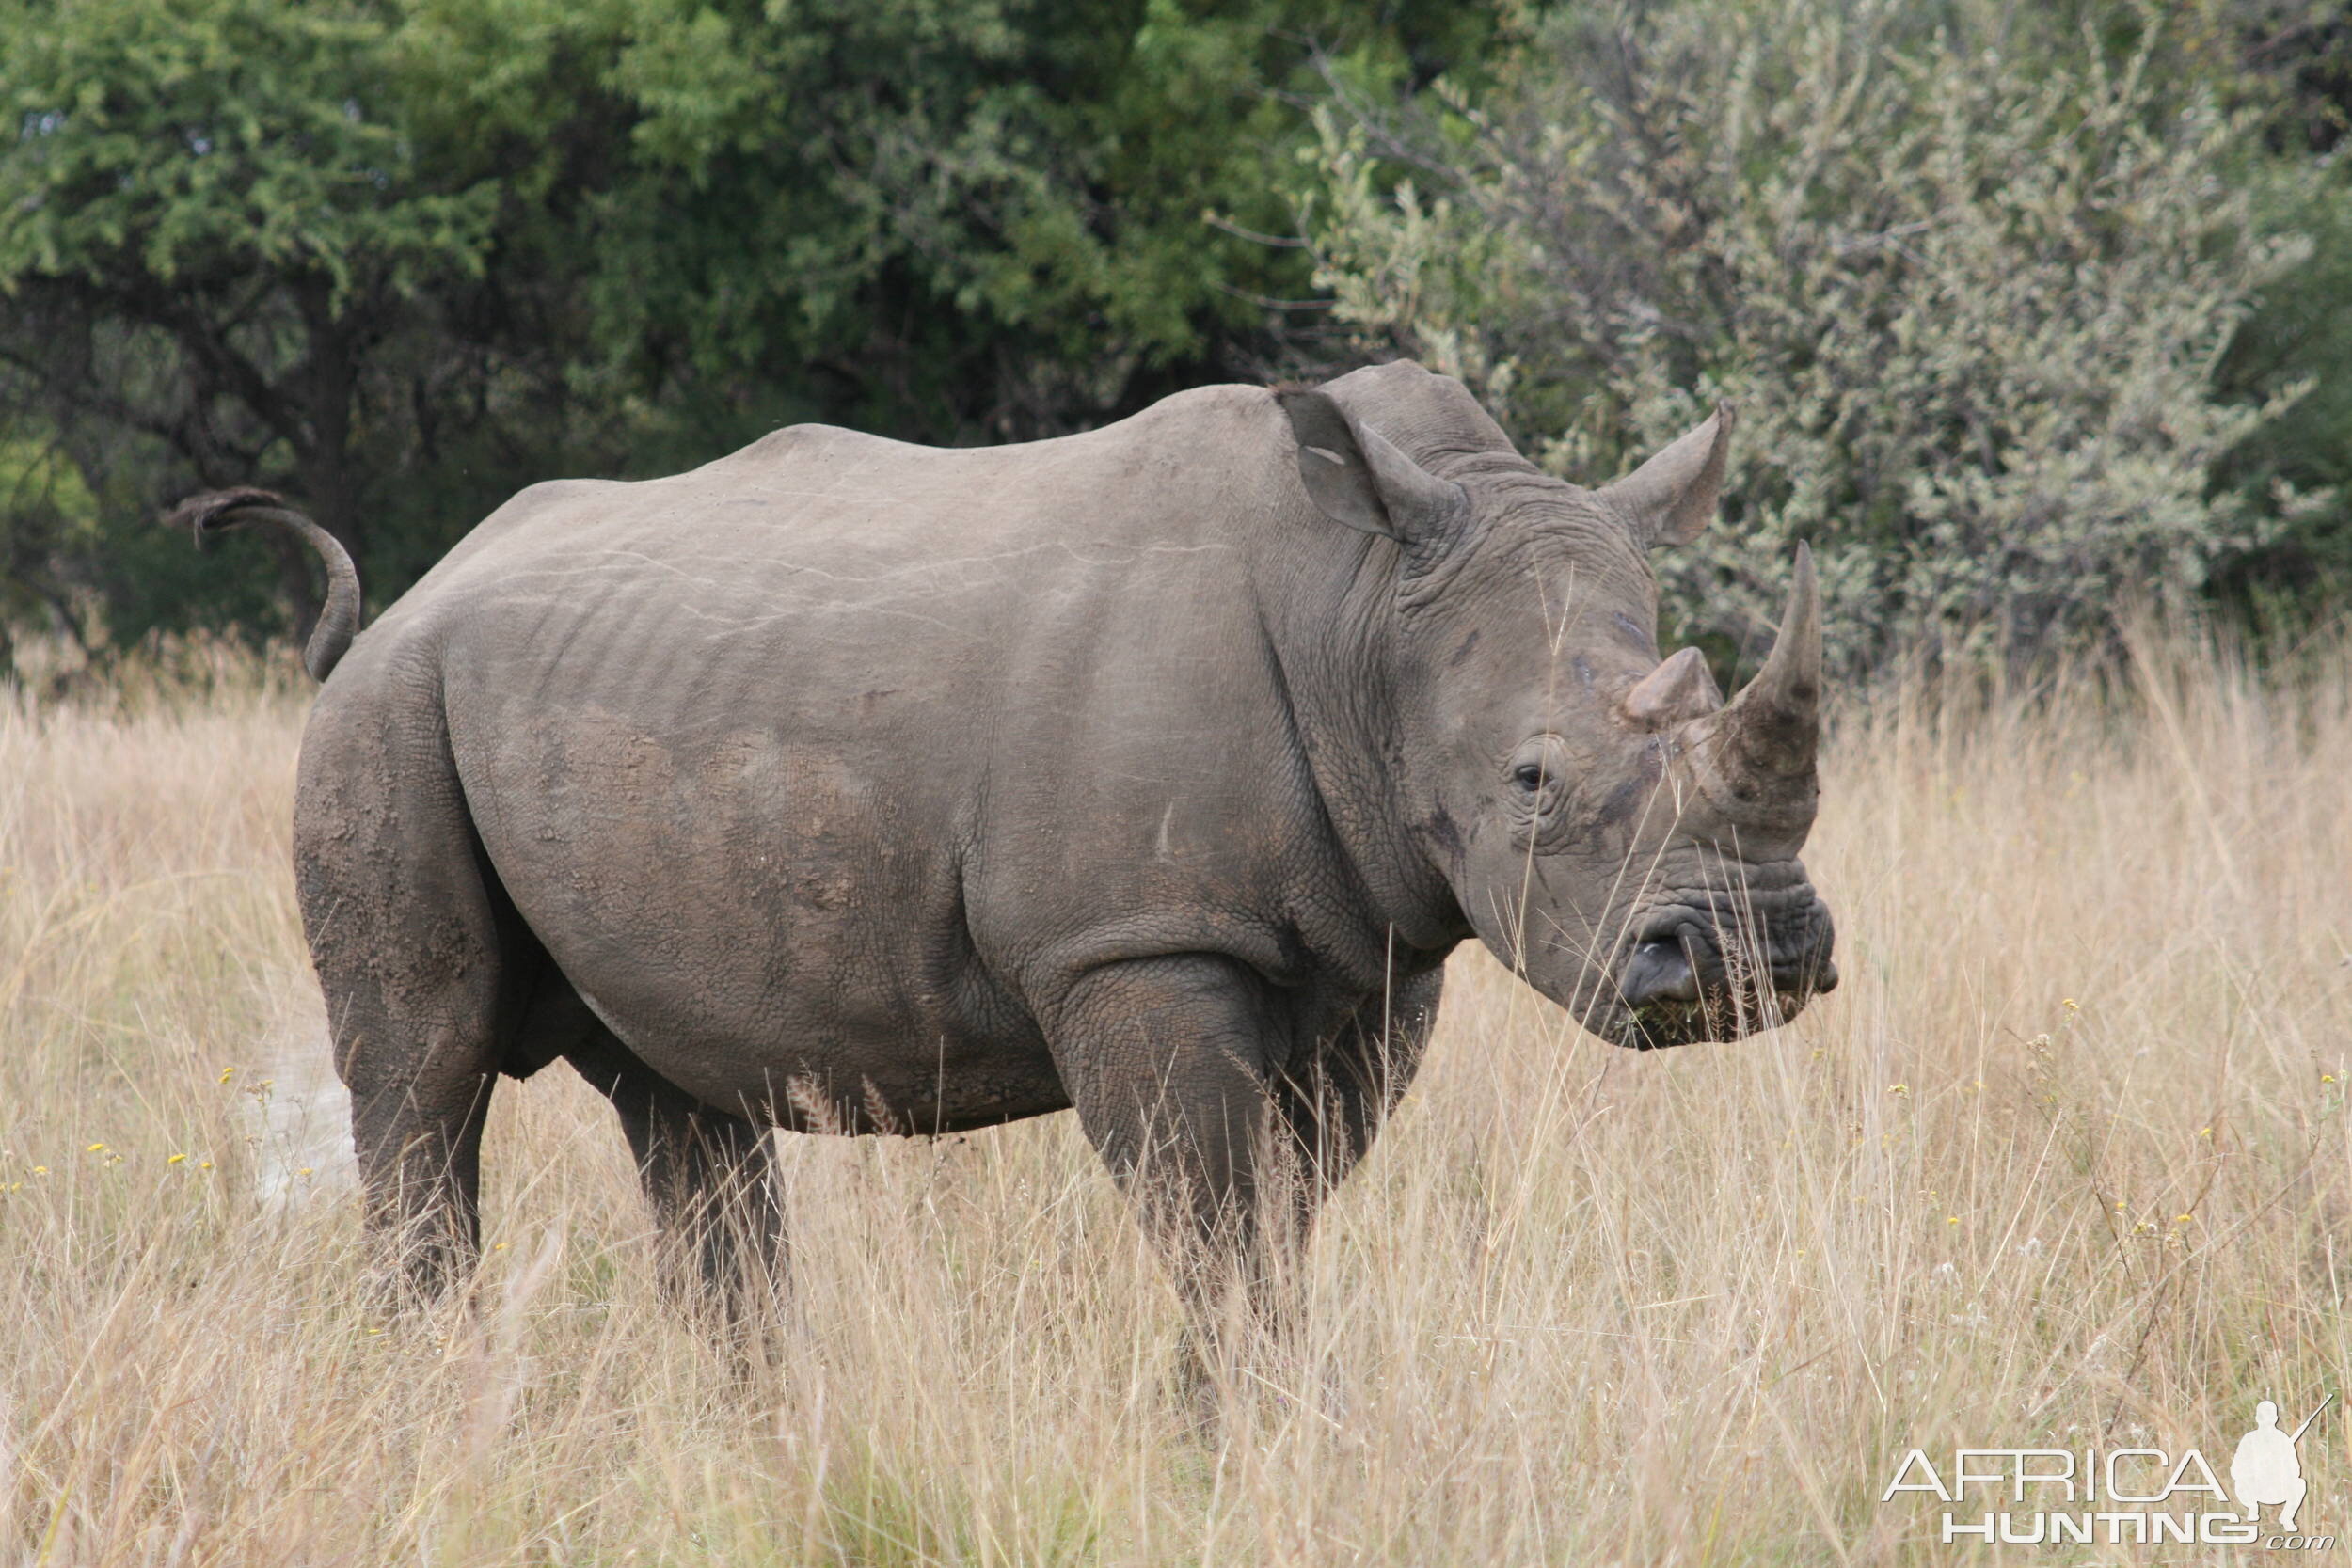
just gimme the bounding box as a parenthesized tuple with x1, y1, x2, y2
(1600, 403, 1735, 548)
(1719, 542, 1822, 780)
(1622, 646, 1724, 730)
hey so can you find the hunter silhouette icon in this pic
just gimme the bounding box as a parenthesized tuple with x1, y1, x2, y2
(2234, 1394, 2334, 1532)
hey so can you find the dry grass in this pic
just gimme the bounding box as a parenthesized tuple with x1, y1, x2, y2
(4, 627, 2351, 1565)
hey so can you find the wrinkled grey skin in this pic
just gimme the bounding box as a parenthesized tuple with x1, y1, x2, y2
(176, 360, 1834, 1329)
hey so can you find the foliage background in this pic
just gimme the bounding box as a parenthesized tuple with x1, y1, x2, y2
(1303, 0, 2346, 673)
(1, 0, 2347, 673)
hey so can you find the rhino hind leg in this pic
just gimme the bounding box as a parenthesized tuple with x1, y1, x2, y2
(295, 692, 527, 1304)
(348, 1052, 496, 1306)
(564, 1029, 786, 1322)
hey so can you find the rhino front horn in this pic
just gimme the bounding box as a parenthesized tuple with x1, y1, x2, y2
(1720, 542, 1822, 780)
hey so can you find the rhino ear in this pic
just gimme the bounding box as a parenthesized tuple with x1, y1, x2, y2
(1599, 403, 1735, 548)
(1277, 388, 1466, 546)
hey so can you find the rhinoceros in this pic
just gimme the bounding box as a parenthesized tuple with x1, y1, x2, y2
(175, 359, 1835, 1328)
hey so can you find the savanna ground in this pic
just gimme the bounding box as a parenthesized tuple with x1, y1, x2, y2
(3, 628, 2350, 1566)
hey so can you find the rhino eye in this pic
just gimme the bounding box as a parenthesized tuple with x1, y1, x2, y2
(1507, 736, 1575, 825)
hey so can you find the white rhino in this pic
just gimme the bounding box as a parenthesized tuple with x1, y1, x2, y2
(173, 360, 1835, 1333)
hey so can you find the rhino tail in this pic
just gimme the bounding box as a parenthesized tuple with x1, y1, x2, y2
(163, 487, 363, 682)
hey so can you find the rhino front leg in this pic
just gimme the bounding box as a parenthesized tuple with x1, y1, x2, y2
(1270, 967, 1442, 1225)
(1048, 956, 1297, 1369)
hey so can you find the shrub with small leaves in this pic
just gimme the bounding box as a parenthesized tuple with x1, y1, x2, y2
(1300, 0, 2328, 673)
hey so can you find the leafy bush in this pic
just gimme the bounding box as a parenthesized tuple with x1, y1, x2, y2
(1300, 0, 2331, 673)
(0, 0, 1496, 663)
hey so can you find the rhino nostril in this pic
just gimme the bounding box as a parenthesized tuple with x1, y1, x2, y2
(1620, 937, 1701, 1007)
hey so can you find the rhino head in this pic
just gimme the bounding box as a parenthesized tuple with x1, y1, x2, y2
(1281, 378, 1836, 1049)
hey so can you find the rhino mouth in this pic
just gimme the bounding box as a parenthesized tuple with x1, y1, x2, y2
(1602, 901, 1836, 1049)
(1610, 987, 1819, 1051)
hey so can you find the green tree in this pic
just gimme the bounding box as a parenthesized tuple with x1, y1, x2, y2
(0, 430, 100, 673)
(0, 0, 1494, 663)
(0, 0, 496, 633)
(389, 0, 1494, 452)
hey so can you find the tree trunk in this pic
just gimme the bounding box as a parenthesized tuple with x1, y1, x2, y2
(289, 279, 368, 645)
(271, 529, 324, 643)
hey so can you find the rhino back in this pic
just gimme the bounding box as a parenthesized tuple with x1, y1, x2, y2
(329, 385, 1348, 1122)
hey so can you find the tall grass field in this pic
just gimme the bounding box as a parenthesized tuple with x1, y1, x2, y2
(4, 629, 2349, 1565)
